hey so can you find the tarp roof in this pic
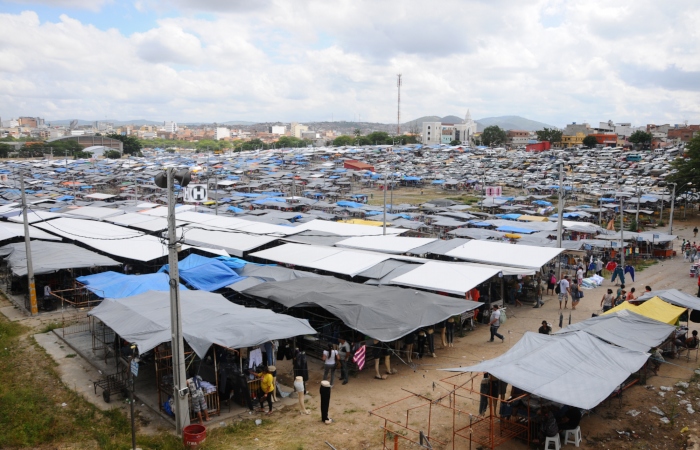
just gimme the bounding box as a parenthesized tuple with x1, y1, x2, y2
(556, 309, 675, 352)
(1, 241, 120, 277)
(237, 265, 325, 282)
(334, 236, 436, 254)
(389, 261, 500, 295)
(249, 243, 391, 277)
(0, 221, 62, 242)
(243, 277, 481, 341)
(88, 290, 316, 358)
(442, 331, 649, 410)
(603, 297, 686, 325)
(77, 271, 187, 298)
(637, 289, 700, 310)
(160, 254, 246, 291)
(445, 240, 564, 270)
(177, 226, 278, 257)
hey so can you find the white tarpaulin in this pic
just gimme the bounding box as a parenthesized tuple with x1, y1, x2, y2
(555, 309, 675, 352)
(442, 331, 649, 410)
(0, 222, 62, 242)
(177, 226, 278, 257)
(445, 240, 564, 270)
(389, 261, 500, 295)
(335, 236, 436, 254)
(250, 243, 390, 277)
(33, 217, 183, 262)
(294, 219, 407, 236)
(88, 290, 316, 358)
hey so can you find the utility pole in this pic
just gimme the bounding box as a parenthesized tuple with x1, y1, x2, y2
(620, 197, 625, 269)
(389, 173, 394, 215)
(20, 173, 38, 315)
(133, 172, 137, 206)
(635, 184, 640, 226)
(396, 74, 402, 136)
(166, 168, 190, 435)
(669, 183, 676, 235)
(556, 163, 564, 281)
(382, 172, 387, 236)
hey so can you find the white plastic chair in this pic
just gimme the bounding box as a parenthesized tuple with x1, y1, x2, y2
(544, 434, 561, 450)
(564, 426, 582, 447)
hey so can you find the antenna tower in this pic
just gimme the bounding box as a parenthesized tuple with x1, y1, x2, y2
(397, 74, 402, 136)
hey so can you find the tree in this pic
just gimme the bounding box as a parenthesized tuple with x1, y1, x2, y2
(353, 128, 361, 138)
(106, 134, 142, 155)
(366, 131, 391, 145)
(276, 136, 307, 148)
(332, 135, 355, 146)
(582, 135, 598, 149)
(0, 143, 10, 158)
(535, 127, 563, 144)
(449, 139, 461, 146)
(628, 130, 653, 149)
(667, 134, 700, 195)
(481, 125, 507, 147)
(103, 150, 122, 159)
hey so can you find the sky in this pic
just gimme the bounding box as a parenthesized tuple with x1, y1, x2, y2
(1, 0, 699, 127)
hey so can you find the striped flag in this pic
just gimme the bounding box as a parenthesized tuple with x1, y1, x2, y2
(352, 344, 366, 371)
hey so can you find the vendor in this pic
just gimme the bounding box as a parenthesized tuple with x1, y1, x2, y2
(556, 405, 581, 433)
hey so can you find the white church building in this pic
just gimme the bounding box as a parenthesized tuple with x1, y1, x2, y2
(421, 111, 477, 145)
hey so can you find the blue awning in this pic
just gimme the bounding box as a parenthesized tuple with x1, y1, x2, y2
(160, 254, 246, 292)
(77, 271, 187, 298)
(495, 225, 537, 234)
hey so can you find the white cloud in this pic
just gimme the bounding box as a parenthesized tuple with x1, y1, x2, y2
(0, 0, 699, 126)
(5, 0, 112, 12)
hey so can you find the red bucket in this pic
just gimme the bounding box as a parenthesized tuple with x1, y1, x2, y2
(183, 424, 207, 448)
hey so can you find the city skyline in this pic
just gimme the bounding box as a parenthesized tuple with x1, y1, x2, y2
(1, 0, 699, 126)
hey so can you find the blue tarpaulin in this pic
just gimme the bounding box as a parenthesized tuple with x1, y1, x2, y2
(160, 254, 246, 291)
(337, 200, 365, 208)
(432, 180, 445, 184)
(228, 206, 244, 213)
(495, 225, 537, 234)
(77, 271, 187, 298)
(532, 200, 552, 206)
(500, 214, 522, 220)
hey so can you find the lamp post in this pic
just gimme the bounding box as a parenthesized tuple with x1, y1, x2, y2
(684, 182, 693, 219)
(669, 183, 677, 235)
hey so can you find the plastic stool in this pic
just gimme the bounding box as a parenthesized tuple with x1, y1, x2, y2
(564, 426, 582, 447)
(544, 434, 561, 450)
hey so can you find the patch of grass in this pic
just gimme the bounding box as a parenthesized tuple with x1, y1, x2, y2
(344, 408, 360, 414)
(65, 353, 77, 358)
(39, 321, 62, 334)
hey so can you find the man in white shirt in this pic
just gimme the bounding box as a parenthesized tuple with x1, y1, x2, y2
(576, 266, 583, 285)
(558, 275, 571, 310)
(488, 305, 504, 343)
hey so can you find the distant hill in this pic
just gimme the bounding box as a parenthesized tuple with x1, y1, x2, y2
(220, 120, 258, 126)
(47, 119, 163, 127)
(404, 114, 557, 132)
(476, 115, 557, 132)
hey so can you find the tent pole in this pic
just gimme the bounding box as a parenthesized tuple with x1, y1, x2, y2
(556, 163, 564, 281)
(20, 173, 38, 315)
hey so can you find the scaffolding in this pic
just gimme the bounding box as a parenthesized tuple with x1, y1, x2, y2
(369, 372, 532, 450)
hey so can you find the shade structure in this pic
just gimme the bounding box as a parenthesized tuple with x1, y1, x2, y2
(445, 240, 564, 270)
(243, 277, 482, 342)
(0, 222, 61, 243)
(177, 226, 277, 257)
(442, 331, 649, 410)
(1, 241, 120, 277)
(159, 254, 246, 292)
(88, 290, 316, 358)
(556, 309, 675, 352)
(77, 271, 187, 298)
(389, 261, 500, 295)
(334, 236, 436, 254)
(603, 297, 686, 325)
(637, 289, 700, 310)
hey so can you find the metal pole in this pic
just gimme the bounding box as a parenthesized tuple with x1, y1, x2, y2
(214, 171, 218, 215)
(556, 163, 564, 281)
(167, 168, 190, 435)
(620, 197, 625, 269)
(129, 352, 136, 450)
(389, 173, 394, 214)
(134, 172, 137, 206)
(669, 183, 676, 235)
(20, 173, 38, 315)
(383, 172, 387, 235)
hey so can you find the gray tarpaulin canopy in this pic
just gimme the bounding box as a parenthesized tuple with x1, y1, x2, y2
(88, 290, 316, 358)
(442, 331, 649, 410)
(555, 309, 675, 352)
(637, 289, 700, 310)
(0, 241, 121, 277)
(243, 277, 482, 341)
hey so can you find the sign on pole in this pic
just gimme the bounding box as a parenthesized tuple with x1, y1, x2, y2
(183, 184, 208, 203)
(484, 186, 502, 198)
(130, 359, 139, 377)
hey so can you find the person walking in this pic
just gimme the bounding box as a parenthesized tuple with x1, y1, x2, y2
(254, 366, 275, 415)
(322, 344, 339, 386)
(570, 280, 581, 310)
(576, 266, 584, 286)
(601, 288, 614, 312)
(337, 338, 351, 385)
(488, 305, 505, 343)
(694, 226, 698, 238)
(546, 270, 556, 296)
(533, 276, 545, 308)
(558, 275, 571, 310)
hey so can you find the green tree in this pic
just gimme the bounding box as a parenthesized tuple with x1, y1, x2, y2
(106, 134, 142, 155)
(535, 127, 563, 144)
(0, 143, 10, 158)
(481, 125, 507, 147)
(353, 128, 361, 138)
(277, 136, 307, 148)
(103, 150, 122, 159)
(366, 131, 391, 145)
(667, 134, 700, 195)
(628, 130, 653, 149)
(332, 135, 355, 146)
(582, 135, 598, 149)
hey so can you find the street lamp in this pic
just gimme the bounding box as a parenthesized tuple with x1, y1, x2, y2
(669, 182, 677, 235)
(684, 182, 693, 219)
